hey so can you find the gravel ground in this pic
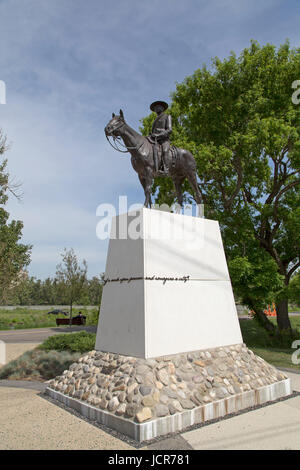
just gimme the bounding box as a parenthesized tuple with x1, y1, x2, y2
(0, 385, 133, 450)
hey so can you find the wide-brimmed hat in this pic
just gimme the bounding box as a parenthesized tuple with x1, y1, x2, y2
(150, 100, 168, 112)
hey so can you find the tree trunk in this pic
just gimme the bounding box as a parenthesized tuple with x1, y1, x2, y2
(253, 307, 276, 332)
(276, 298, 292, 331)
(69, 301, 73, 328)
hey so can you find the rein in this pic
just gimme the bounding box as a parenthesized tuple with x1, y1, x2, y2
(105, 120, 143, 154)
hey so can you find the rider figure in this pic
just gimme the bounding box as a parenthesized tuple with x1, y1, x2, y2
(149, 101, 172, 174)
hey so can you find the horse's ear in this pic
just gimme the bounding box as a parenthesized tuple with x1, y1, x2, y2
(120, 109, 124, 119)
(112, 113, 115, 118)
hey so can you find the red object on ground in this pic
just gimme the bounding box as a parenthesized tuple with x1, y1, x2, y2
(249, 303, 277, 318)
(263, 303, 277, 317)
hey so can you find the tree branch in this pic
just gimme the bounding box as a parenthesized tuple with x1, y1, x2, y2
(274, 179, 300, 206)
(287, 260, 300, 281)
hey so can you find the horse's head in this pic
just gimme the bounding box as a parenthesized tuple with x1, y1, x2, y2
(105, 109, 125, 137)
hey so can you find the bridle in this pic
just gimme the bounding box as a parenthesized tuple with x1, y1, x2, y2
(105, 119, 143, 153)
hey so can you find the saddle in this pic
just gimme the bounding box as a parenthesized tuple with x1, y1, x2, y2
(146, 137, 178, 172)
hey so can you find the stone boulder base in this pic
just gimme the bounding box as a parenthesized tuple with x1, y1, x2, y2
(46, 344, 291, 442)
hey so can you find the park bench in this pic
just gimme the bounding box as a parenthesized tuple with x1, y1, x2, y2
(56, 316, 86, 326)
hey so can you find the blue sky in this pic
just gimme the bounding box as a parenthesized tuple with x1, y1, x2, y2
(0, 0, 299, 279)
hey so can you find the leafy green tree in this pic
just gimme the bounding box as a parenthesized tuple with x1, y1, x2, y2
(55, 248, 88, 324)
(289, 273, 300, 308)
(1, 272, 104, 307)
(86, 275, 103, 306)
(0, 129, 31, 302)
(141, 41, 300, 333)
(10, 273, 33, 305)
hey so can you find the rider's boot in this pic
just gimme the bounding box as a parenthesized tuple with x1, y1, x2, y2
(163, 153, 169, 174)
(153, 143, 159, 173)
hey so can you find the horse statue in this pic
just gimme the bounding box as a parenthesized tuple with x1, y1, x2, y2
(104, 109, 202, 209)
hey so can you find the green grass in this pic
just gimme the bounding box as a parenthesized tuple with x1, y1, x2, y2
(289, 304, 300, 313)
(249, 347, 296, 370)
(240, 317, 300, 371)
(0, 307, 99, 330)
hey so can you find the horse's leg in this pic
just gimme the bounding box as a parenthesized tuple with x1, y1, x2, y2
(186, 170, 204, 217)
(187, 170, 202, 205)
(141, 169, 153, 208)
(138, 174, 148, 207)
(144, 175, 153, 208)
(137, 145, 155, 208)
(173, 177, 185, 209)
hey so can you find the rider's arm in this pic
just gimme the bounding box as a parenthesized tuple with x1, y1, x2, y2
(159, 115, 172, 138)
(165, 114, 172, 136)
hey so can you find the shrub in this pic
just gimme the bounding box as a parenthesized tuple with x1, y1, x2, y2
(0, 349, 81, 380)
(39, 331, 96, 353)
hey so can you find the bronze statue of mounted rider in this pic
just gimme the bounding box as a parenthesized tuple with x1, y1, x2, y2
(105, 101, 202, 209)
(148, 100, 172, 175)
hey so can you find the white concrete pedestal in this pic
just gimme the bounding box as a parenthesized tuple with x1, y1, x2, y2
(95, 208, 243, 358)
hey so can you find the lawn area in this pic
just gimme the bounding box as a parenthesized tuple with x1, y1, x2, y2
(289, 304, 300, 313)
(0, 307, 99, 330)
(240, 316, 300, 371)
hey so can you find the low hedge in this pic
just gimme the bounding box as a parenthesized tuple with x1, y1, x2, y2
(39, 330, 96, 353)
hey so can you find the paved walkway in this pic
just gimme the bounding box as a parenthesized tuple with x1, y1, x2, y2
(0, 326, 96, 344)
